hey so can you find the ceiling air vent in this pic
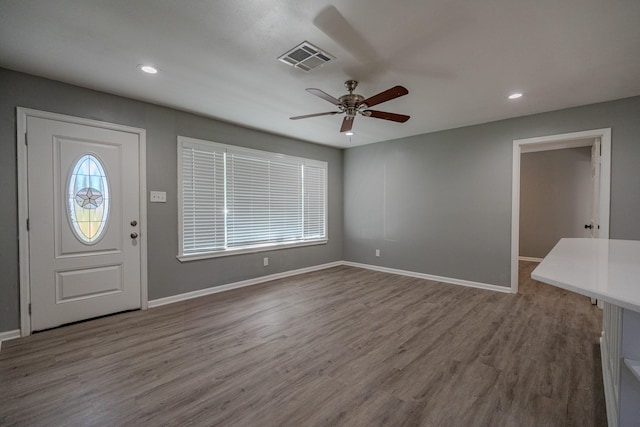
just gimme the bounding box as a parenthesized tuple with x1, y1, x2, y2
(278, 41, 334, 72)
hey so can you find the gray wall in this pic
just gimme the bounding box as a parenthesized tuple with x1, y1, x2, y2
(343, 96, 640, 288)
(0, 68, 343, 332)
(519, 147, 592, 259)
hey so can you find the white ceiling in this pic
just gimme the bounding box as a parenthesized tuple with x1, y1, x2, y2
(1, 0, 639, 148)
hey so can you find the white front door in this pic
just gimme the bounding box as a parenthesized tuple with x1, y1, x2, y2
(27, 116, 142, 331)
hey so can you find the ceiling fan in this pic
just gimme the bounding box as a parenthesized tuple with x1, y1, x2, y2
(290, 80, 410, 133)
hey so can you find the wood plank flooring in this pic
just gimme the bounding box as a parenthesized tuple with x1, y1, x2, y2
(0, 262, 606, 426)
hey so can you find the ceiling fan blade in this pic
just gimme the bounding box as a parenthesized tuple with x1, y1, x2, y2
(363, 86, 409, 108)
(364, 110, 410, 123)
(306, 88, 341, 105)
(340, 116, 354, 133)
(290, 111, 340, 120)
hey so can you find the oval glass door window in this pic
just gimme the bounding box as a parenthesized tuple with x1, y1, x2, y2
(67, 154, 110, 243)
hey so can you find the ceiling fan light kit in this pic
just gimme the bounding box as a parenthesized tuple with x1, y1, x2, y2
(290, 80, 410, 133)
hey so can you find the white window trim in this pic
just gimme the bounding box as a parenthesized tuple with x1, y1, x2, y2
(177, 136, 328, 262)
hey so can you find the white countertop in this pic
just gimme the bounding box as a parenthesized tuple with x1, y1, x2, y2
(532, 238, 640, 312)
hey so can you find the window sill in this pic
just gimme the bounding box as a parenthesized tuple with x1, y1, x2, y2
(177, 239, 328, 262)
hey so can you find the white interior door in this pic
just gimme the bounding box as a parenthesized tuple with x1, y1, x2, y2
(589, 138, 602, 305)
(590, 138, 601, 238)
(27, 116, 141, 331)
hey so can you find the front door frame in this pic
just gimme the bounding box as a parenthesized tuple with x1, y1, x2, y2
(510, 128, 611, 293)
(17, 107, 148, 336)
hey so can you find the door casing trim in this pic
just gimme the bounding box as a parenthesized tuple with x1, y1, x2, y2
(17, 107, 148, 336)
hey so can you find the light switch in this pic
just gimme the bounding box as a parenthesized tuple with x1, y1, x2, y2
(150, 191, 167, 203)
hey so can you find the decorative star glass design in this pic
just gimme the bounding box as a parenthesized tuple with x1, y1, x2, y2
(67, 154, 110, 243)
(75, 187, 103, 208)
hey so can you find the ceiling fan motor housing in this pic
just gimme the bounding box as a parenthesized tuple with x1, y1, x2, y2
(339, 93, 366, 117)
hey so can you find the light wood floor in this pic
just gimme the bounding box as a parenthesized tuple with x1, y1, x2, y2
(1, 262, 606, 426)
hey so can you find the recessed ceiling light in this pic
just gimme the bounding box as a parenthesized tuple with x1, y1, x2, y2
(345, 131, 354, 136)
(508, 92, 523, 99)
(139, 65, 158, 74)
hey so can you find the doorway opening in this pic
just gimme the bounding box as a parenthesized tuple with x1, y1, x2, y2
(510, 129, 611, 293)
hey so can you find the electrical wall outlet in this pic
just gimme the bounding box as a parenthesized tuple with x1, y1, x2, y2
(150, 191, 167, 203)
(375, 249, 380, 257)
(263, 257, 269, 266)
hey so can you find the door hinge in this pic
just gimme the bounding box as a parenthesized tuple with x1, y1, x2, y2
(25, 132, 28, 145)
(28, 303, 32, 315)
(26, 218, 30, 231)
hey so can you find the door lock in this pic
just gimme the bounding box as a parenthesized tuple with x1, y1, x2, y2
(130, 232, 138, 239)
(584, 224, 593, 230)
(130, 220, 138, 226)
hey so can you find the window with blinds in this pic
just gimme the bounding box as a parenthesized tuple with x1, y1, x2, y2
(178, 136, 327, 260)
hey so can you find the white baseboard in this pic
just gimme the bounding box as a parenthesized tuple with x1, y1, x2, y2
(342, 261, 513, 294)
(148, 261, 343, 308)
(149, 259, 513, 309)
(0, 329, 21, 350)
(519, 256, 544, 263)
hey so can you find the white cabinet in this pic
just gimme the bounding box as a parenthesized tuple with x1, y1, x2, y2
(601, 303, 640, 427)
(618, 308, 640, 427)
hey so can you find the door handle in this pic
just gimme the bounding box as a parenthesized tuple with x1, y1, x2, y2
(130, 232, 138, 239)
(584, 224, 593, 229)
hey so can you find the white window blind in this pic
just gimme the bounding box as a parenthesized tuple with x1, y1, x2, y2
(303, 164, 326, 239)
(181, 144, 225, 254)
(178, 137, 327, 259)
